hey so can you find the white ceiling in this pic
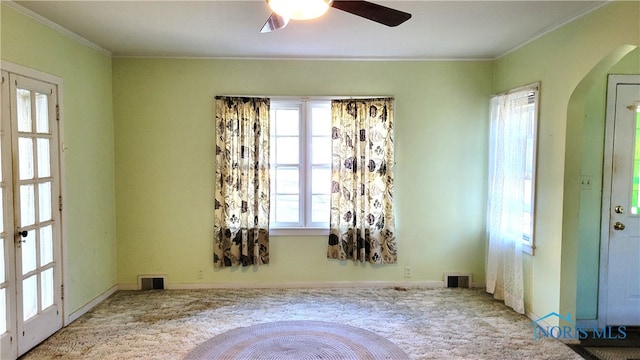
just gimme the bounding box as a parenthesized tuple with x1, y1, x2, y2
(12, 0, 606, 60)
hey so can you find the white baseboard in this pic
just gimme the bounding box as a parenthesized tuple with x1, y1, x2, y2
(118, 280, 471, 290)
(70, 280, 485, 323)
(576, 319, 599, 328)
(65, 284, 118, 325)
(118, 280, 488, 290)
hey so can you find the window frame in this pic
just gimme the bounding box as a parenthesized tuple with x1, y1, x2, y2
(490, 82, 540, 255)
(269, 98, 331, 236)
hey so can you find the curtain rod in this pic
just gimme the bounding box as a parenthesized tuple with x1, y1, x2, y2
(215, 95, 394, 100)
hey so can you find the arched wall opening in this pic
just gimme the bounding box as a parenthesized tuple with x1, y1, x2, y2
(560, 45, 638, 323)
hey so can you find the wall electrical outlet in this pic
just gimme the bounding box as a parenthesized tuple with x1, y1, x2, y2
(197, 269, 204, 280)
(404, 266, 413, 278)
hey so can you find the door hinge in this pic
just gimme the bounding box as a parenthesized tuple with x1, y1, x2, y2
(56, 104, 60, 121)
(61, 284, 64, 300)
(59, 195, 63, 211)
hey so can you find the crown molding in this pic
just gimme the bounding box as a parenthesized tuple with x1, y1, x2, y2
(3, 1, 112, 57)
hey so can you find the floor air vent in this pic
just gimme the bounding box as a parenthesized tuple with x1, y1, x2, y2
(139, 276, 166, 290)
(444, 273, 471, 288)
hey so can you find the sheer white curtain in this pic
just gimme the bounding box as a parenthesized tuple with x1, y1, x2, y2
(486, 88, 534, 314)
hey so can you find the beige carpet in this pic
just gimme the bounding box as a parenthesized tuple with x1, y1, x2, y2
(20, 287, 584, 360)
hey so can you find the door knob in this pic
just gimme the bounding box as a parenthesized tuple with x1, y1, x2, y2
(16, 229, 27, 245)
(614, 205, 624, 214)
(613, 222, 625, 231)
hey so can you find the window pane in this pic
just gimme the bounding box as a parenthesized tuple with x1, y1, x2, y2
(20, 184, 35, 227)
(276, 137, 299, 164)
(311, 137, 331, 164)
(17, 89, 32, 132)
(23, 275, 37, 321)
(276, 167, 299, 194)
(35, 93, 49, 134)
(37, 138, 51, 178)
(312, 167, 330, 194)
(40, 225, 53, 266)
(275, 109, 299, 136)
(311, 195, 330, 223)
(275, 195, 299, 222)
(19, 137, 34, 180)
(22, 230, 36, 275)
(41, 268, 54, 309)
(311, 107, 331, 136)
(39, 182, 52, 222)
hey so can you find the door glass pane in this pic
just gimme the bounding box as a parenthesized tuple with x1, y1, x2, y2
(41, 268, 53, 309)
(275, 168, 298, 194)
(311, 194, 330, 223)
(276, 137, 299, 163)
(20, 184, 35, 227)
(37, 138, 51, 178)
(275, 109, 299, 136)
(22, 230, 36, 275)
(275, 195, 299, 222)
(0, 288, 6, 334)
(39, 182, 52, 222)
(0, 238, 4, 283)
(22, 275, 37, 321)
(35, 93, 49, 134)
(40, 225, 53, 266)
(632, 111, 640, 215)
(18, 137, 34, 180)
(0, 191, 3, 234)
(17, 89, 32, 132)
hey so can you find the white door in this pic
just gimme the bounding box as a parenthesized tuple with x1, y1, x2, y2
(0, 70, 18, 360)
(604, 76, 640, 326)
(0, 71, 63, 358)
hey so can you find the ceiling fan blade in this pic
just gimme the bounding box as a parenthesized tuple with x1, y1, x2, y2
(332, 1, 411, 27)
(260, 13, 289, 33)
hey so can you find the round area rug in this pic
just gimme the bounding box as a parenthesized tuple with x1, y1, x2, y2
(183, 320, 410, 360)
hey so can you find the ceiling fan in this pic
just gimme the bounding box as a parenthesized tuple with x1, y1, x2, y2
(260, 0, 412, 33)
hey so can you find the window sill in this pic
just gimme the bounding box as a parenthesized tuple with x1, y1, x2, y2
(270, 228, 329, 236)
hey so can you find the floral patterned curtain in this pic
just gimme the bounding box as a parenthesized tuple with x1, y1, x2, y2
(214, 97, 270, 267)
(327, 98, 397, 264)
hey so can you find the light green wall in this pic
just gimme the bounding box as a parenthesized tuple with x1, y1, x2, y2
(3, 0, 637, 327)
(493, 1, 639, 324)
(0, 5, 117, 313)
(577, 48, 640, 319)
(112, 59, 492, 286)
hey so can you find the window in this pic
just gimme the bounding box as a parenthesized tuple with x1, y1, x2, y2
(269, 99, 331, 233)
(488, 83, 539, 254)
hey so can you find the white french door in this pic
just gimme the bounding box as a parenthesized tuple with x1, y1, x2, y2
(601, 75, 640, 327)
(0, 70, 63, 358)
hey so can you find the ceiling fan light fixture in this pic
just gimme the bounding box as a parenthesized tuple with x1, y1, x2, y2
(267, 0, 333, 20)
